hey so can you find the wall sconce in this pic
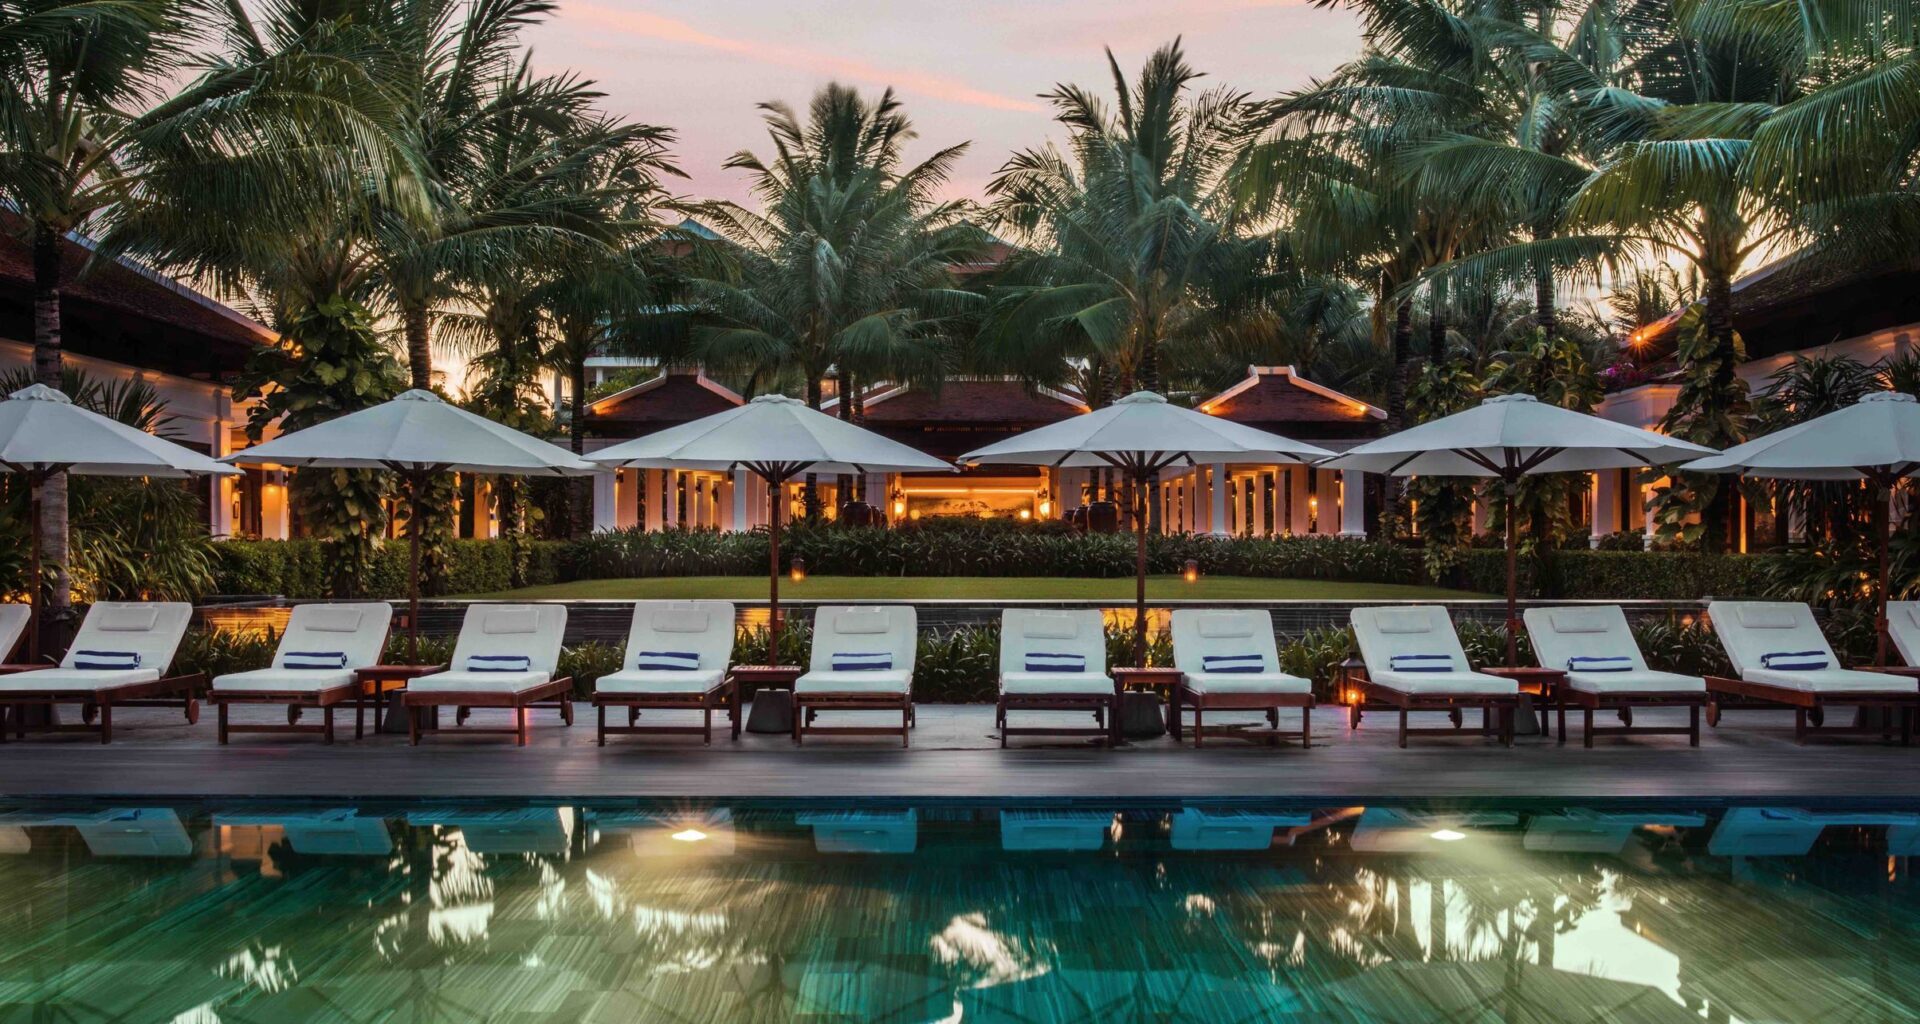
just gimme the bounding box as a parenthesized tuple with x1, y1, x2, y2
(789, 557, 806, 584)
(1183, 559, 1199, 583)
(908, 509, 922, 521)
(1018, 508, 1032, 520)
(1039, 500, 1053, 517)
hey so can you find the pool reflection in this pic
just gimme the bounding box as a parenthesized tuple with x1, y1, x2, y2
(3, 801, 1919, 1022)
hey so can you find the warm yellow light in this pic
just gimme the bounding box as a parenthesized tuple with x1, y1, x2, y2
(1430, 829, 1467, 842)
(670, 829, 708, 843)
(908, 509, 922, 520)
(1039, 500, 1052, 516)
(1019, 508, 1032, 520)
(789, 557, 806, 583)
(892, 500, 906, 517)
(1183, 558, 1199, 583)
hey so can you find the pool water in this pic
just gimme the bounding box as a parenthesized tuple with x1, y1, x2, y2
(3, 802, 1918, 1023)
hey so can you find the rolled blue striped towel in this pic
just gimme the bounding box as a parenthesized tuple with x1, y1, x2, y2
(466, 654, 532, 673)
(1202, 653, 1265, 674)
(1024, 652, 1085, 673)
(832, 652, 893, 672)
(70, 650, 140, 671)
(1389, 654, 1452, 673)
(635, 650, 699, 671)
(1760, 650, 1829, 671)
(283, 651, 349, 670)
(1567, 655, 1633, 673)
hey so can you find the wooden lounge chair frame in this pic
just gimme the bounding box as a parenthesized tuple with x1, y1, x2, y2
(1346, 673, 1518, 748)
(1703, 674, 1916, 744)
(996, 609, 1114, 748)
(1172, 685, 1313, 747)
(404, 677, 576, 747)
(794, 689, 914, 747)
(1553, 685, 1706, 747)
(0, 672, 206, 745)
(596, 677, 740, 745)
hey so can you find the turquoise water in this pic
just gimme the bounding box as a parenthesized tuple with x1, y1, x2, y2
(3, 801, 1919, 1022)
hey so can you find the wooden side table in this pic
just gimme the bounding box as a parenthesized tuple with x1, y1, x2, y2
(1111, 667, 1182, 742)
(1480, 666, 1566, 737)
(733, 665, 805, 734)
(356, 665, 447, 735)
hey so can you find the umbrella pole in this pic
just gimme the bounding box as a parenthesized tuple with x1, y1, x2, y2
(767, 472, 782, 667)
(407, 472, 422, 664)
(26, 472, 42, 663)
(1134, 468, 1149, 667)
(1876, 475, 1891, 667)
(1504, 478, 1519, 668)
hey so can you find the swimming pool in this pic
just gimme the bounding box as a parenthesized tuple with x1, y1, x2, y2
(3, 801, 1917, 1022)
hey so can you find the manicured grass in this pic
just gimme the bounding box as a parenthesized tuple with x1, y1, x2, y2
(456, 575, 1489, 601)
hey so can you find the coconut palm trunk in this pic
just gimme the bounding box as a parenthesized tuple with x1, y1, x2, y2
(30, 221, 73, 655)
(403, 306, 434, 391)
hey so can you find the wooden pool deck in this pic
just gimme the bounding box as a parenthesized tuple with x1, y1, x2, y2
(4, 701, 1919, 801)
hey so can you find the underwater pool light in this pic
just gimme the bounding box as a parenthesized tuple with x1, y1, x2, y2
(670, 829, 709, 843)
(1429, 829, 1467, 842)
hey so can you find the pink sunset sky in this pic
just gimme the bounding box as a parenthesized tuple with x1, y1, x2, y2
(526, 0, 1364, 206)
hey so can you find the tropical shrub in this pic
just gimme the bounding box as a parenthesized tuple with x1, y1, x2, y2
(213, 539, 565, 598)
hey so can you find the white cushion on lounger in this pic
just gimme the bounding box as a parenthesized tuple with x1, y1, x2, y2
(1708, 601, 1843, 681)
(1886, 601, 1920, 667)
(1565, 669, 1704, 694)
(212, 668, 357, 692)
(594, 668, 725, 694)
(1742, 667, 1917, 693)
(1183, 671, 1312, 695)
(999, 671, 1112, 695)
(795, 670, 912, 694)
(0, 667, 161, 691)
(1368, 670, 1518, 695)
(408, 670, 552, 694)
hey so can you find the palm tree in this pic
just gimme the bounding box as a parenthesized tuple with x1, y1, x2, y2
(691, 84, 984, 517)
(982, 39, 1278, 400)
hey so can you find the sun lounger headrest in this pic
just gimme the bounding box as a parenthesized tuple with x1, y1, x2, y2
(1196, 613, 1256, 639)
(1736, 605, 1799, 630)
(97, 606, 158, 632)
(651, 608, 712, 633)
(301, 606, 365, 633)
(1020, 612, 1081, 640)
(1547, 609, 1611, 634)
(1374, 609, 1436, 634)
(481, 607, 540, 634)
(1905, 605, 1920, 630)
(834, 610, 892, 635)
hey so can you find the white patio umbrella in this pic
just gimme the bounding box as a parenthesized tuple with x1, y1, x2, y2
(0, 384, 239, 660)
(222, 389, 600, 658)
(1684, 391, 1920, 665)
(959, 390, 1335, 664)
(585, 393, 953, 663)
(1323, 393, 1718, 665)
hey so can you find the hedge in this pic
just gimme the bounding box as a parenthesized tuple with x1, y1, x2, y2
(212, 538, 566, 598)
(1455, 549, 1777, 600)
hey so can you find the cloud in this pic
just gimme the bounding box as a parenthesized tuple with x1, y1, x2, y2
(564, 3, 1046, 113)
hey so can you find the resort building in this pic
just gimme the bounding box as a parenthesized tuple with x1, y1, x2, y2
(578, 365, 1386, 537)
(1593, 254, 1920, 548)
(0, 224, 279, 540)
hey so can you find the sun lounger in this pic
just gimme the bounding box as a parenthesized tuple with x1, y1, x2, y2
(0, 603, 29, 664)
(1347, 808, 1519, 852)
(1706, 807, 1920, 857)
(593, 600, 739, 745)
(1171, 609, 1314, 747)
(1705, 600, 1916, 743)
(995, 609, 1113, 747)
(1522, 605, 1707, 747)
(0, 602, 199, 743)
(1521, 809, 1706, 853)
(1347, 606, 1519, 747)
(1169, 807, 1313, 851)
(589, 807, 737, 856)
(401, 604, 573, 746)
(0, 807, 193, 857)
(793, 606, 916, 746)
(207, 602, 394, 744)
(213, 808, 395, 856)
(405, 806, 574, 854)
(1880, 601, 1920, 675)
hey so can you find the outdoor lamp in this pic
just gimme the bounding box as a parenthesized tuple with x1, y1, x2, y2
(789, 557, 806, 583)
(1183, 559, 1199, 583)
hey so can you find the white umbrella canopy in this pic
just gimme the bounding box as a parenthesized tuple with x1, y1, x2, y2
(0, 384, 240, 660)
(587, 394, 954, 666)
(1684, 391, 1920, 665)
(960, 391, 1336, 665)
(587, 394, 954, 476)
(1323, 393, 1720, 666)
(222, 389, 601, 658)
(224, 389, 600, 475)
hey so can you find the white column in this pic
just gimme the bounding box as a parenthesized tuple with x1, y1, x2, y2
(642, 470, 663, 531)
(208, 413, 233, 539)
(593, 471, 617, 532)
(1288, 468, 1311, 536)
(1642, 476, 1659, 549)
(732, 469, 750, 531)
(1590, 470, 1618, 547)
(663, 471, 680, 529)
(617, 469, 640, 529)
(1339, 470, 1366, 538)
(1314, 469, 1340, 536)
(261, 472, 290, 540)
(1472, 494, 1490, 536)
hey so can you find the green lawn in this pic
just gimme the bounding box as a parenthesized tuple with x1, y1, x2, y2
(456, 575, 1488, 601)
